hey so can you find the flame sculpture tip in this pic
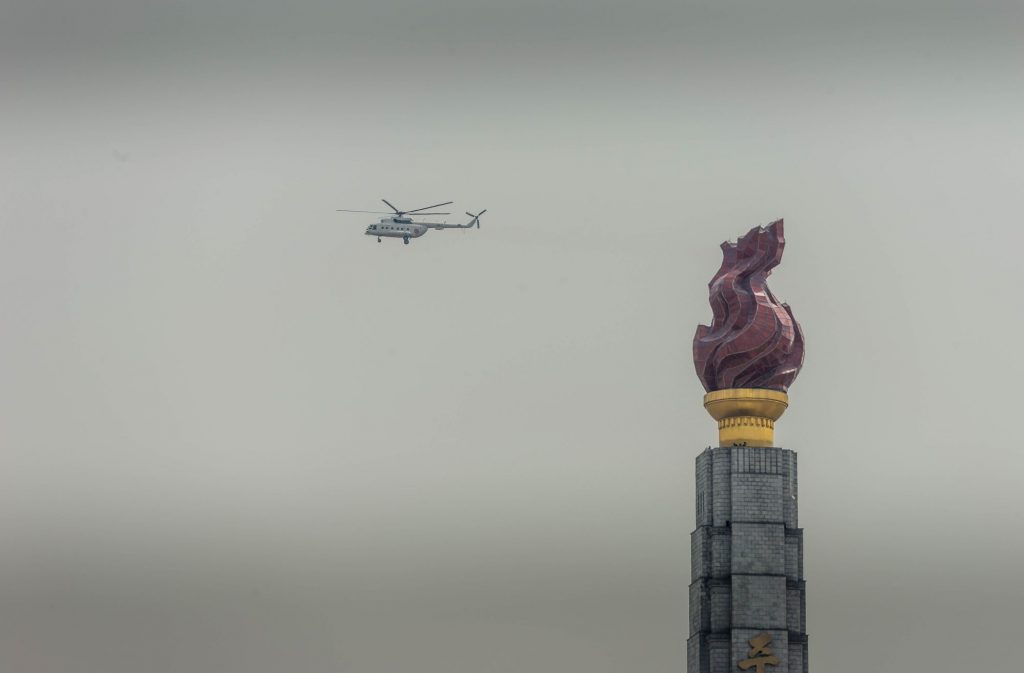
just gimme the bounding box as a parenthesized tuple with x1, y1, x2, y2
(693, 220, 804, 393)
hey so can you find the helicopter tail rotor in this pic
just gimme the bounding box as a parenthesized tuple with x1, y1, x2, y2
(466, 210, 486, 228)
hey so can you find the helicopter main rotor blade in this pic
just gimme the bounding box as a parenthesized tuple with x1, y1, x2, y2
(337, 209, 393, 214)
(409, 212, 450, 216)
(381, 199, 401, 214)
(406, 201, 454, 214)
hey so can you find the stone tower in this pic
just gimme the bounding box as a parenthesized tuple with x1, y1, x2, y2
(688, 221, 808, 673)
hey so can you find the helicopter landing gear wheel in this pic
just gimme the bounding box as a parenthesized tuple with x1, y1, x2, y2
(403, 236, 410, 245)
(377, 237, 381, 243)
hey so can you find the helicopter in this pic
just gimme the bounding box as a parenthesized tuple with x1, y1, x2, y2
(337, 199, 487, 244)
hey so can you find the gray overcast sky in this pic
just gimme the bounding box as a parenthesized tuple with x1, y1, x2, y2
(2, 1, 1023, 672)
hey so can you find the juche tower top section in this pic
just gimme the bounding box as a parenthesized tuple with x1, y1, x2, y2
(693, 219, 805, 447)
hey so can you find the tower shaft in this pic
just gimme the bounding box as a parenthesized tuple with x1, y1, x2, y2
(687, 446, 808, 673)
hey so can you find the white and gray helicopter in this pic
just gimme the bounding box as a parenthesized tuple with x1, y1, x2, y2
(337, 199, 486, 244)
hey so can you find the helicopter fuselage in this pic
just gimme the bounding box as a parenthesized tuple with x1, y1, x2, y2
(345, 203, 485, 244)
(365, 216, 427, 242)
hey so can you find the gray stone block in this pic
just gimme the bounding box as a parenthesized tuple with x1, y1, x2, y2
(784, 531, 803, 580)
(711, 530, 731, 578)
(732, 575, 787, 628)
(731, 523, 785, 575)
(730, 473, 784, 523)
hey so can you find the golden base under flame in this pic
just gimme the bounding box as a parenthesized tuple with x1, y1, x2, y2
(703, 388, 789, 448)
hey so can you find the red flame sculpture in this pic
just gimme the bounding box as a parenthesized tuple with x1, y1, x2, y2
(693, 219, 805, 393)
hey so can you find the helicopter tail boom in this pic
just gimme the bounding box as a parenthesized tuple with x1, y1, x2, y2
(421, 209, 486, 229)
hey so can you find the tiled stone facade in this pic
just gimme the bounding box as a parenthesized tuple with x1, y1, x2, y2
(687, 447, 808, 673)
